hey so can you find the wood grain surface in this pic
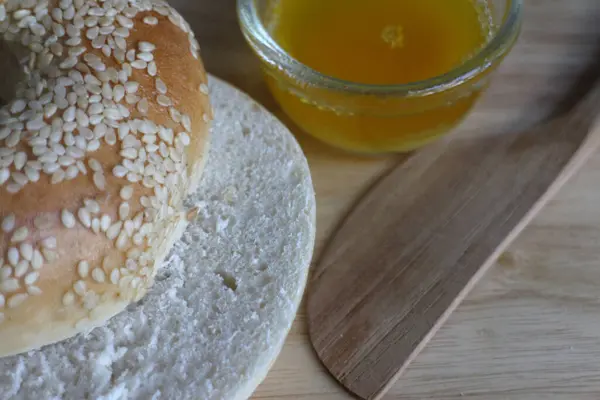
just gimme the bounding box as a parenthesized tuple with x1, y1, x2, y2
(169, 0, 600, 398)
(308, 81, 600, 400)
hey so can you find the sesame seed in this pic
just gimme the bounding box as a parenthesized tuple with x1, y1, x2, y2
(93, 123, 107, 138)
(61, 209, 76, 228)
(105, 129, 117, 145)
(102, 257, 112, 271)
(136, 98, 149, 115)
(114, 26, 129, 37)
(120, 185, 133, 200)
(88, 158, 102, 172)
(76, 108, 90, 127)
(182, 114, 192, 132)
(200, 83, 209, 95)
(1, 214, 16, 233)
(88, 103, 103, 115)
(83, 292, 99, 310)
(119, 202, 130, 220)
(51, 169, 66, 184)
(65, 165, 79, 180)
(62, 291, 75, 306)
(133, 213, 144, 230)
(14, 260, 28, 278)
(12, 172, 28, 186)
(78, 261, 89, 278)
(123, 63, 133, 77)
(11, 100, 27, 114)
(66, 36, 82, 46)
(91, 218, 100, 233)
(115, 36, 127, 51)
(1, 279, 19, 293)
(156, 78, 167, 94)
(42, 248, 57, 262)
(7, 293, 28, 309)
(112, 85, 125, 102)
(92, 268, 106, 283)
(137, 52, 154, 62)
(69, 46, 86, 57)
(0, 266, 10, 280)
(118, 122, 130, 139)
(120, 148, 137, 159)
(28, 286, 42, 296)
(13, 9, 31, 20)
(116, 230, 128, 249)
(0, 128, 10, 141)
(24, 272, 39, 285)
(73, 280, 86, 296)
(7, 247, 19, 267)
(116, 14, 133, 28)
(103, 107, 121, 120)
(126, 49, 136, 62)
(40, 236, 57, 251)
(131, 60, 147, 69)
(0, 169, 9, 185)
(126, 94, 140, 105)
(140, 120, 157, 135)
(58, 155, 75, 166)
(143, 16, 158, 25)
(31, 250, 43, 270)
(131, 277, 142, 289)
(100, 215, 111, 232)
(59, 56, 78, 69)
(148, 61, 157, 76)
(138, 41, 156, 52)
(6, 131, 21, 148)
(106, 221, 122, 240)
(113, 165, 127, 178)
(124, 81, 139, 94)
(20, 243, 33, 261)
(157, 95, 172, 107)
(177, 132, 191, 147)
(127, 248, 141, 259)
(93, 171, 106, 190)
(64, 6, 75, 21)
(86, 26, 99, 39)
(11, 226, 29, 243)
(84, 199, 100, 214)
(168, 108, 181, 124)
(126, 173, 140, 183)
(110, 268, 120, 284)
(78, 207, 92, 228)
(25, 166, 40, 182)
(88, 7, 105, 17)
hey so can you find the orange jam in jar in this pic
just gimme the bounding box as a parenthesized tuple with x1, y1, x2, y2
(239, 0, 523, 153)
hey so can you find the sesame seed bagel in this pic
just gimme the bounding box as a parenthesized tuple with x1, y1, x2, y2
(0, 0, 211, 357)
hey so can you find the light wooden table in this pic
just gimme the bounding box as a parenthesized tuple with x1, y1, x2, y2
(172, 0, 600, 398)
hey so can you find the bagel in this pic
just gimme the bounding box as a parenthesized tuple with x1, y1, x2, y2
(0, 0, 211, 357)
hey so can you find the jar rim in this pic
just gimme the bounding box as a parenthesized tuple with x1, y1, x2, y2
(237, 0, 523, 97)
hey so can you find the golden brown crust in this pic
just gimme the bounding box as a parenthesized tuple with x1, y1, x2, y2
(0, 0, 211, 357)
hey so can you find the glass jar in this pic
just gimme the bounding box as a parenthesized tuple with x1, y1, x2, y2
(238, 0, 523, 154)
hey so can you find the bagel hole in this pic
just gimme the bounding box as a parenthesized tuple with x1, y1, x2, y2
(0, 39, 26, 106)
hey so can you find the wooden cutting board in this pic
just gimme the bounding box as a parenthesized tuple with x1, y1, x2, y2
(174, 0, 600, 398)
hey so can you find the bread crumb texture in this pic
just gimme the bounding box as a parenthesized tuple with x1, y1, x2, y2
(0, 77, 316, 400)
